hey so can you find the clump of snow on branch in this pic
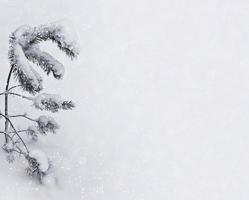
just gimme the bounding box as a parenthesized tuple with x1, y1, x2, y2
(34, 19, 80, 58)
(26, 125, 39, 141)
(26, 150, 51, 183)
(28, 150, 49, 172)
(3, 142, 16, 163)
(37, 115, 59, 134)
(2, 141, 14, 153)
(8, 20, 79, 95)
(9, 38, 43, 94)
(33, 93, 75, 112)
(24, 44, 65, 79)
(6, 153, 15, 163)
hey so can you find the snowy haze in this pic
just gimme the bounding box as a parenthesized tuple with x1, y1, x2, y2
(0, 0, 249, 199)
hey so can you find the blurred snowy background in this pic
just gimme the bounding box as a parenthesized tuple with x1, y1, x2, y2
(0, 0, 249, 199)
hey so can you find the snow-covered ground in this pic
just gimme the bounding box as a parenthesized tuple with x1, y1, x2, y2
(0, 0, 249, 199)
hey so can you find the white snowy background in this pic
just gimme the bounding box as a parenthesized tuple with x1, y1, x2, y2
(0, 0, 249, 199)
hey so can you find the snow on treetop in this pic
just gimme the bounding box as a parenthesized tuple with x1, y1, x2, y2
(9, 19, 80, 94)
(29, 150, 49, 172)
(12, 25, 33, 47)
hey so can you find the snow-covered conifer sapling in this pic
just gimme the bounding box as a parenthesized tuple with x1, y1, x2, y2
(0, 20, 79, 183)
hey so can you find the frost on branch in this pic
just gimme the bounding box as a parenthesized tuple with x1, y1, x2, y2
(37, 115, 59, 134)
(26, 150, 50, 183)
(33, 93, 75, 112)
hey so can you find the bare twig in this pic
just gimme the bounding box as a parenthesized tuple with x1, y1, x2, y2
(9, 114, 37, 123)
(1, 130, 28, 134)
(0, 113, 29, 153)
(0, 85, 22, 96)
(0, 131, 25, 155)
(8, 92, 33, 100)
(0, 91, 33, 101)
(8, 85, 22, 91)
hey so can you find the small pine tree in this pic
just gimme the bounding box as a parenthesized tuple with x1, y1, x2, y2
(0, 20, 79, 183)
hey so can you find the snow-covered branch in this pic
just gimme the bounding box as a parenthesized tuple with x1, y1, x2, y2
(33, 93, 75, 112)
(8, 20, 79, 94)
(37, 115, 59, 134)
(9, 35, 43, 94)
(32, 20, 80, 58)
(24, 44, 65, 79)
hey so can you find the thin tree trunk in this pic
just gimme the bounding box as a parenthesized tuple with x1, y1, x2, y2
(4, 66, 13, 143)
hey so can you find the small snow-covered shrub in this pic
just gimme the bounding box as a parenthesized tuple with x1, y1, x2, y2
(0, 20, 79, 183)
